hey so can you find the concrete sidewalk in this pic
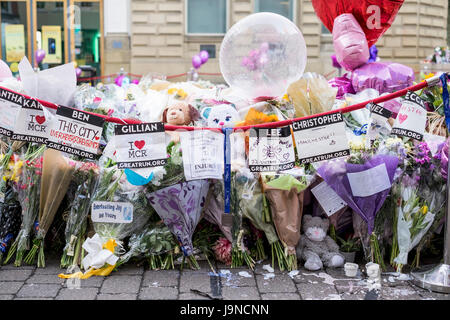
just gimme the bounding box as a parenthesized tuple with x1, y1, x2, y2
(0, 255, 449, 300)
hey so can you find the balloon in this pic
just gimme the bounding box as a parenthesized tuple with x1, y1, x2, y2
(0, 60, 13, 81)
(351, 61, 414, 94)
(311, 0, 404, 48)
(132, 79, 139, 85)
(192, 54, 202, 69)
(368, 45, 378, 63)
(331, 55, 341, 69)
(199, 50, 209, 64)
(75, 67, 82, 78)
(35, 49, 46, 64)
(220, 12, 307, 100)
(333, 13, 369, 71)
(115, 75, 125, 86)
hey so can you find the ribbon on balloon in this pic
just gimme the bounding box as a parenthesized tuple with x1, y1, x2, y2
(58, 234, 119, 279)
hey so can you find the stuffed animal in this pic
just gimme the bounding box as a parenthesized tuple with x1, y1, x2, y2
(162, 101, 200, 143)
(201, 103, 240, 128)
(296, 215, 345, 271)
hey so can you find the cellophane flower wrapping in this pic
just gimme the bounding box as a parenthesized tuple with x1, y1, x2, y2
(120, 221, 180, 270)
(147, 179, 210, 258)
(89, 165, 153, 268)
(25, 149, 75, 267)
(261, 167, 315, 271)
(5, 144, 45, 266)
(60, 160, 99, 268)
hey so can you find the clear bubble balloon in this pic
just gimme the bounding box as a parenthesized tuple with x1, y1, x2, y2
(219, 12, 307, 99)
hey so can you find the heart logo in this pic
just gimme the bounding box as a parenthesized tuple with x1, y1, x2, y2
(35, 115, 46, 125)
(94, 136, 100, 140)
(398, 113, 408, 124)
(311, 0, 404, 47)
(134, 140, 145, 150)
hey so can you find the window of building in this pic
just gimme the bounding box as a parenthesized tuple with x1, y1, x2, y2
(255, 0, 294, 21)
(187, 0, 227, 35)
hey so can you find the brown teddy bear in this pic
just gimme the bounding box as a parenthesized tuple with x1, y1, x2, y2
(162, 101, 200, 143)
(296, 215, 345, 271)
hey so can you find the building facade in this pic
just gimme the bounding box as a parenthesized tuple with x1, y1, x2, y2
(2, 0, 448, 80)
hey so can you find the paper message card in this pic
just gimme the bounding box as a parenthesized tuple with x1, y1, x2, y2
(12, 97, 49, 144)
(311, 181, 347, 216)
(391, 91, 427, 141)
(91, 201, 133, 224)
(292, 113, 350, 164)
(180, 130, 224, 180)
(248, 126, 295, 172)
(347, 163, 391, 197)
(47, 106, 104, 160)
(0, 87, 23, 137)
(114, 122, 167, 169)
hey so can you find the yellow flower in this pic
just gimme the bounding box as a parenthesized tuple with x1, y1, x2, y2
(424, 73, 435, 80)
(167, 88, 177, 95)
(421, 205, 428, 215)
(282, 94, 290, 101)
(11, 160, 23, 182)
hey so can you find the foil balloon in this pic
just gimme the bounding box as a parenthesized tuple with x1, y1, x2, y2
(333, 13, 369, 71)
(75, 67, 82, 78)
(368, 45, 378, 63)
(312, 0, 404, 48)
(35, 49, 46, 64)
(328, 75, 355, 99)
(199, 50, 209, 64)
(0, 59, 13, 81)
(132, 78, 139, 85)
(220, 12, 307, 100)
(192, 54, 202, 69)
(331, 55, 341, 69)
(351, 61, 414, 94)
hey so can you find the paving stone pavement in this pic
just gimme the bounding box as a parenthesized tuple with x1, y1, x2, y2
(0, 256, 449, 300)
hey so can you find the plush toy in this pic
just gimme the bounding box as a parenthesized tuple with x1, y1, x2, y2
(162, 101, 200, 142)
(201, 103, 240, 128)
(296, 215, 345, 271)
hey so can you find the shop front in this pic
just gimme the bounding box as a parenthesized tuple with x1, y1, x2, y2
(0, 0, 104, 77)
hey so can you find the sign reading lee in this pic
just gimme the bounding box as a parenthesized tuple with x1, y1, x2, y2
(391, 91, 427, 141)
(114, 122, 167, 169)
(0, 88, 23, 137)
(12, 97, 49, 144)
(292, 113, 350, 164)
(248, 126, 295, 172)
(47, 106, 104, 159)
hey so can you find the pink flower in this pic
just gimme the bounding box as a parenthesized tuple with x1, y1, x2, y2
(213, 237, 232, 265)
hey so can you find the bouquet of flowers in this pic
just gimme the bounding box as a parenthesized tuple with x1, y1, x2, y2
(59, 165, 152, 279)
(119, 221, 180, 270)
(4, 144, 45, 267)
(391, 173, 435, 272)
(261, 168, 314, 271)
(147, 179, 210, 270)
(60, 160, 99, 268)
(24, 149, 75, 267)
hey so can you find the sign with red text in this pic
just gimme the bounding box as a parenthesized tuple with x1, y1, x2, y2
(391, 91, 427, 141)
(12, 97, 49, 144)
(114, 122, 167, 169)
(47, 106, 104, 159)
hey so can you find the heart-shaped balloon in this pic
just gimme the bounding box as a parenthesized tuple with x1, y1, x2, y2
(312, 0, 404, 47)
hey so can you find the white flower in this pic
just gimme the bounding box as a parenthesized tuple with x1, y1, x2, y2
(150, 166, 166, 186)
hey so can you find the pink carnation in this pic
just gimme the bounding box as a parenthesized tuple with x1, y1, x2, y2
(213, 237, 232, 266)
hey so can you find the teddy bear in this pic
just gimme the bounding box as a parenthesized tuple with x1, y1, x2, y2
(201, 103, 240, 128)
(296, 215, 345, 271)
(162, 101, 200, 143)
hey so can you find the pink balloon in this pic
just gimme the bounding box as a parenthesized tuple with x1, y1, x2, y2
(332, 13, 369, 71)
(192, 55, 202, 69)
(0, 60, 12, 81)
(35, 49, 46, 64)
(115, 75, 125, 86)
(199, 50, 209, 64)
(75, 67, 82, 78)
(132, 79, 139, 84)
